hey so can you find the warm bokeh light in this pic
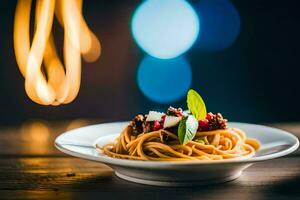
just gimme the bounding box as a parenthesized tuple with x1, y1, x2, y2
(20, 120, 50, 143)
(14, 0, 101, 105)
(20, 120, 51, 153)
(65, 119, 92, 131)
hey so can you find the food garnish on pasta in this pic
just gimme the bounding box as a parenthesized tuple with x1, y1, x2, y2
(97, 89, 260, 161)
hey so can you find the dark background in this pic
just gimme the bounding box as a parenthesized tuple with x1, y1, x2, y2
(0, 0, 299, 125)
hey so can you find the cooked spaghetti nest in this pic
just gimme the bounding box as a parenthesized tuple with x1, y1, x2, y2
(97, 126, 260, 161)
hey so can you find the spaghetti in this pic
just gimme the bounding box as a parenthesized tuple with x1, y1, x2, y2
(97, 89, 260, 161)
(98, 125, 260, 161)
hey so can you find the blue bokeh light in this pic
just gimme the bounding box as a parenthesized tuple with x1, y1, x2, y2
(137, 56, 192, 104)
(131, 0, 200, 59)
(194, 0, 241, 51)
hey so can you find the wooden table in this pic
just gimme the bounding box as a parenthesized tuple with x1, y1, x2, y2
(0, 120, 300, 200)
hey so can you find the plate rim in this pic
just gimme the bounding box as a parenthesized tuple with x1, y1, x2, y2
(55, 122, 299, 168)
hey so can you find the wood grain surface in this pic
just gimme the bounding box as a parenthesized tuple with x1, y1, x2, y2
(0, 120, 299, 200)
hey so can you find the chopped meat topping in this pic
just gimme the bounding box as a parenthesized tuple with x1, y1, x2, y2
(130, 114, 145, 135)
(130, 111, 228, 135)
(166, 106, 183, 117)
(198, 112, 228, 131)
(215, 113, 228, 129)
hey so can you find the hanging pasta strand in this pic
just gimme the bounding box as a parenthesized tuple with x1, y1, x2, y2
(14, 0, 101, 105)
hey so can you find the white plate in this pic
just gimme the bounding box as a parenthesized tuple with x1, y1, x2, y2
(55, 122, 299, 186)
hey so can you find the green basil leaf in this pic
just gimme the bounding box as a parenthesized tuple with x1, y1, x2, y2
(178, 118, 187, 145)
(187, 89, 207, 120)
(178, 115, 199, 145)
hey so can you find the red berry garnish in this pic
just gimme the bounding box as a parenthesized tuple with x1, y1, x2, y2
(153, 120, 161, 131)
(198, 119, 209, 130)
(206, 112, 214, 121)
(176, 111, 183, 117)
(161, 115, 166, 123)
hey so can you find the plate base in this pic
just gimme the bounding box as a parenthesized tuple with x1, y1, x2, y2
(115, 171, 242, 187)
